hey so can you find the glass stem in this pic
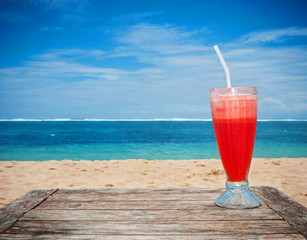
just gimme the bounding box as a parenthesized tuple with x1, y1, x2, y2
(226, 179, 249, 191)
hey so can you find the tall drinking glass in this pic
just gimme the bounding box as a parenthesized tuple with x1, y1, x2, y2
(210, 87, 261, 208)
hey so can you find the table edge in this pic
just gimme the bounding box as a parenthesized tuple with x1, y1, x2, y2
(251, 186, 307, 238)
(0, 189, 58, 233)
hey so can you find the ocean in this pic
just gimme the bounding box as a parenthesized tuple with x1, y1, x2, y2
(0, 119, 306, 161)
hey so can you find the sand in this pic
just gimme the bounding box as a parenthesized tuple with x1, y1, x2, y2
(0, 158, 306, 208)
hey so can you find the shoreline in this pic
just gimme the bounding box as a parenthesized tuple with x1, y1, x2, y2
(1, 158, 306, 208)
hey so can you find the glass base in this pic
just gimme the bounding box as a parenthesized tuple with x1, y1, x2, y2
(215, 180, 262, 209)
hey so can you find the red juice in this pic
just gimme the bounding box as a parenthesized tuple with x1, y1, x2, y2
(210, 94, 257, 182)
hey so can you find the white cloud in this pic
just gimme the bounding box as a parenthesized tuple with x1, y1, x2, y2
(293, 103, 307, 110)
(101, 74, 119, 80)
(0, 51, 130, 96)
(0, 61, 128, 82)
(33, 49, 105, 60)
(1, 24, 307, 118)
(240, 27, 307, 44)
(112, 11, 164, 23)
(260, 97, 288, 110)
(115, 23, 210, 56)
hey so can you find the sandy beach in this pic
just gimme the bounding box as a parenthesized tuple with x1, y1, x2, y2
(0, 158, 306, 208)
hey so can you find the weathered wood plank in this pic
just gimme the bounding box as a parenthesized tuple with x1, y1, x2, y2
(1, 187, 305, 239)
(37, 199, 269, 210)
(6, 220, 298, 235)
(0, 233, 305, 239)
(22, 208, 282, 221)
(46, 193, 220, 203)
(36, 187, 268, 210)
(50, 190, 223, 202)
(54, 187, 264, 203)
(36, 199, 265, 210)
(252, 186, 307, 238)
(0, 189, 58, 234)
(57, 187, 224, 194)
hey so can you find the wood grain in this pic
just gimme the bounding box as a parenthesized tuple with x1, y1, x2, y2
(36, 187, 269, 210)
(252, 186, 307, 238)
(22, 208, 282, 221)
(0, 189, 58, 234)
(1, 187, 306, 239)
(0, 233, 305, 239)
(6, 219, 298, 235)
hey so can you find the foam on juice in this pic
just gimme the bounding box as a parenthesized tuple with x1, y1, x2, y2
(210, 95, 257, 120)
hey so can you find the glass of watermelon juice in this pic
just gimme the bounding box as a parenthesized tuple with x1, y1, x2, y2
(210, 87, 262, 208)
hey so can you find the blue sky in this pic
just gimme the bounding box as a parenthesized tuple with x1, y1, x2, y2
(0, 0, 307, 119)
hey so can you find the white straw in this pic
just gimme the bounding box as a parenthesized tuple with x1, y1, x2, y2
(213, 45, 231, 88)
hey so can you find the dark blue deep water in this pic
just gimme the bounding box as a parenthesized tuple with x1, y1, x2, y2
(0, 120, 306, 161)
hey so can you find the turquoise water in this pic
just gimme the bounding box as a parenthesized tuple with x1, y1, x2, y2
(0, 120, 306, 161)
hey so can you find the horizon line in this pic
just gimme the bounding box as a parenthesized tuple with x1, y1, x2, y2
(0, 118, 306, 122)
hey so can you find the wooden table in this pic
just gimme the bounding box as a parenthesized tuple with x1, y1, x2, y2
(0, 187, 306, 239)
